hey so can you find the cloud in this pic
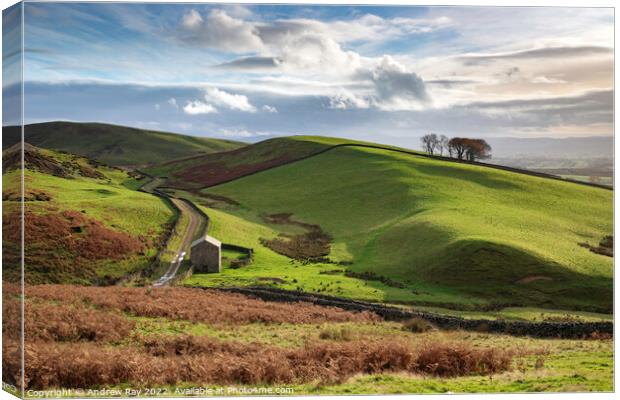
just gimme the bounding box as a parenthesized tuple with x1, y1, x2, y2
(204, 87, 256, 112)
(466, 89, 612, 112)
(531, 76, 567, 84)
(183, 100, 217, 115)
(461, 89, 613, 130)
(181, 9, 203, 29)
(213, 56, 282, 71)
(178, 9, 263, 53)
(426, 79, 479, 88)
(262, 105, 277, 113)
(459, 45, 612, 62)
(173, 9, 436, 111)
(184, 10, 446, 79)
(154, 103, 160, 110)
(22, 5, 613, 141)
(168, 97, 178, 109)
(330, 56, 429, 111)
(22, 80, 614, 147)
(181, 10, 432, 111)
(256, 14, 451, 47)
(329, 89, 370, 110)
(369, 56, 429, 110)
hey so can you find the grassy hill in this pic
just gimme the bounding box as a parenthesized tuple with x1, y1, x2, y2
(179, 138, 613, 313)
(2, 143, 175, 284)
(2, 121, 244, 166)
(145, 136, 348, 189)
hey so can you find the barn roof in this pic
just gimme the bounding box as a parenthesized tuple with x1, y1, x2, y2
(191, 234, 222, 248)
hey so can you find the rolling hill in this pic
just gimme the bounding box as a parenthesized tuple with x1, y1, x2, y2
(2, 121, 244, 166)
(2, 143, 175, 284)
(145, 136, 346, 189)
(172, 137, 613, 313)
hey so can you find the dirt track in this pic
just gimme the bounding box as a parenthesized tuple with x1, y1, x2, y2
(136, 174, 206, 287)
(152, 198, 202, 287)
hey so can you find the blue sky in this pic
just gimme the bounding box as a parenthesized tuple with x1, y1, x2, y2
(3, 3, 614, 146)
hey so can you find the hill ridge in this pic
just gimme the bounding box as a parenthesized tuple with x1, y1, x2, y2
(2, 121, 245, 166)
(160, 138, 612, 191)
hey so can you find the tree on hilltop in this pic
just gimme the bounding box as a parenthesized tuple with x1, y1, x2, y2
(447, 137, 491, 161)
(421, 133, 439, 155)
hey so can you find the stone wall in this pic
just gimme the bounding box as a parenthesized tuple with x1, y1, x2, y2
(214, 286, 612, 339)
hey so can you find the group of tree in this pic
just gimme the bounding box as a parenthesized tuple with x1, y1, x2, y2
(421, 133, 491, 161)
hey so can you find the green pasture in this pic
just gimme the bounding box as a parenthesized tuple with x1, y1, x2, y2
(185, 143, 612, 313)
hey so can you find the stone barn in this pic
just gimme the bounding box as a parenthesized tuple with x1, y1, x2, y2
(190, 235, 221, 273)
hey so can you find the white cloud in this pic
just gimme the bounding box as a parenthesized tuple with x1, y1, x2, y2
(183, 100, 217, 115)
(368, 56, 429, 110)
(177, 10, 434, 111)
(178, 10, 446, 81)
(181, 9, 203, 30)
(328, 56, 429, 111)
(178, 9, 263, 53)
(531, 76, 567, 84)
(255, 14, 452, 50)
(262, 105, 278, 113)
(204, 87, 256, 112)
(329, 89, 370, 110)
(27, 6, 613, 140)
(154, 103, 160, 110)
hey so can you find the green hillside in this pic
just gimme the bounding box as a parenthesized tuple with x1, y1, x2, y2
(182, 138, 613, 313)
(2, 143, 175, 284)
(2, 121, 244, 166)
(145, 136, 344, 189)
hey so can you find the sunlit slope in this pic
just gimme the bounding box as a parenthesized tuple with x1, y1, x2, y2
(198, 145, 612, 312)
(2, 144, 175, 284)
(146, 135, 413, 188)
(3, 121, 244, 165)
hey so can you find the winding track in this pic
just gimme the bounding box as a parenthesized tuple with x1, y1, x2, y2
(136, 173, 206, 287)
(152, 198, 202, 287)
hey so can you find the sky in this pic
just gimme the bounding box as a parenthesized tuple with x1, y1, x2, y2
(2, 3, 614, 146)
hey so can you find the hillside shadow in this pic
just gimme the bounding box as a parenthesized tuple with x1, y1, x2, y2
(341, 214, 611, 313)
(426, 239, 612, 313)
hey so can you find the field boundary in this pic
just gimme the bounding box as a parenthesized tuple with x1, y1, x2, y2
(200, 142, 613, 191)
(213, 286, 613, 339)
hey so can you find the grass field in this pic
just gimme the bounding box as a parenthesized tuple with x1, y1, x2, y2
(181, 140, 612, 313)
(3, 121, 244, 166)
(3, 283, 611, 395)
(2, 145, 175, 283)
(144, 136, 403, 189)
(1, 133, 613, 395)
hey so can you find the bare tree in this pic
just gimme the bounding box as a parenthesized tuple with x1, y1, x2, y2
(437, 135, 449, 156)
(421, 133, 439, 155)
